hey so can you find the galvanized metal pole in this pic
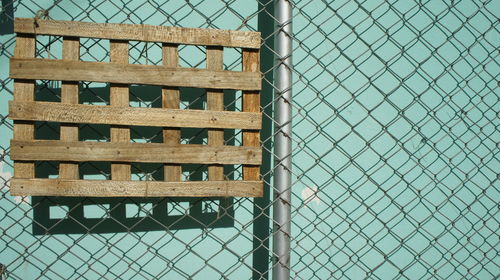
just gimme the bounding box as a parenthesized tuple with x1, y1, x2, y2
(273, 0, 292, 279)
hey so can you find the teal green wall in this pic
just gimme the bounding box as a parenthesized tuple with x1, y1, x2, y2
(1, 1, 262, 279)
(291, 0, 498, 279)
(0, 0, 498, 279)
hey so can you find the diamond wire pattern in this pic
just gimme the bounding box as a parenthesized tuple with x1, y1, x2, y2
(291, 0, 498, 279)
(0, 0, 498, 279)
(0, 1, 274, 279)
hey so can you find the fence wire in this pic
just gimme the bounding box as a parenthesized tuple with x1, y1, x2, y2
(0, 0, 498, 279)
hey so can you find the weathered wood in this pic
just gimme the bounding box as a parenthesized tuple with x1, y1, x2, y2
(10, 178, 264, 197)
(162, 44, 182, 182)
(9, 20, 264, 198)
(110, 40, 130, 180)
(59, 37, 80, 179)
(15, 18, 261, 49)
(242, 49, 261, 181)
(10, 58, 261, 90)
(13, 34, 35, 179)
(10, 141, 262, 165)
(9, 101, 262, 130)
(207, 46, 225, 181)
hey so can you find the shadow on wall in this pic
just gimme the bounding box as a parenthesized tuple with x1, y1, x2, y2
(6, 3, 274, 279)
(0, 0, 14, 35)
(30, 85, 240, 234)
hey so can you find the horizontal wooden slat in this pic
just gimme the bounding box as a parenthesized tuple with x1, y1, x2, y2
(10, 58, 261, 90)
(11, 140, 261, 165)
(9, 101, 262, 130)
(10, 178, 264, 197)
(15, 18, 261, 49)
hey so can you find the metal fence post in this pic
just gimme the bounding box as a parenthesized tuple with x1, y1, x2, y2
(273, 0, 292, 279)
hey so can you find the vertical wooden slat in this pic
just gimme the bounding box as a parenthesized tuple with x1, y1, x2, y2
(59, 37, 80, 179)
(242, 49, 261, 181)
(110, 40, 130, 180)
(162, 43, 181, 181)
(206, 46, 224, 181)
(13, 34, 36, 179)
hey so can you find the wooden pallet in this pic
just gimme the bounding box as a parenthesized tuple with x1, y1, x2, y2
(9, 18, 263, 197)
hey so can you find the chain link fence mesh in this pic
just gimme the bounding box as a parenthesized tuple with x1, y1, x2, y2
(0, 0, 498, 279)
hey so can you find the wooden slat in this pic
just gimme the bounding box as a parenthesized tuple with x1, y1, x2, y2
(242, 49, 261, 181)
(10, 141, 262, 165)
(59, 37, 80, 179)
(207, 46, 225, 181)
(162, 44, 182, 182)
(10, 58, 261, 90)
(15, 18, 261, 49)
(10, 178, 264, 197)
(10, 20, 264, 198)
(110, 40, 130, 180)
(9, 101, 262, 130)
(13, 34, 35, 179)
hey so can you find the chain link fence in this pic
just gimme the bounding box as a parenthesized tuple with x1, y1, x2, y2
(0, 0, 498, 279)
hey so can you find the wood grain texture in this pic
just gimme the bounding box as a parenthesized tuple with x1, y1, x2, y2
(162, 44, 182, 181)
(110, 40, 130, 180)
(10, 178, 264, 197)
(10, 141, 262, 165)
(15, 18, 261, 49)
(10, 58, 261, 90)
(242, 49, 261, 181)
(207, 46, 225, 181)
(10, 178, 263, 197)
(59, 37, 80, 179)
(9, 101, 262, 130)
(10, 20, 264, 198)
(13, 34, 35, 179)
